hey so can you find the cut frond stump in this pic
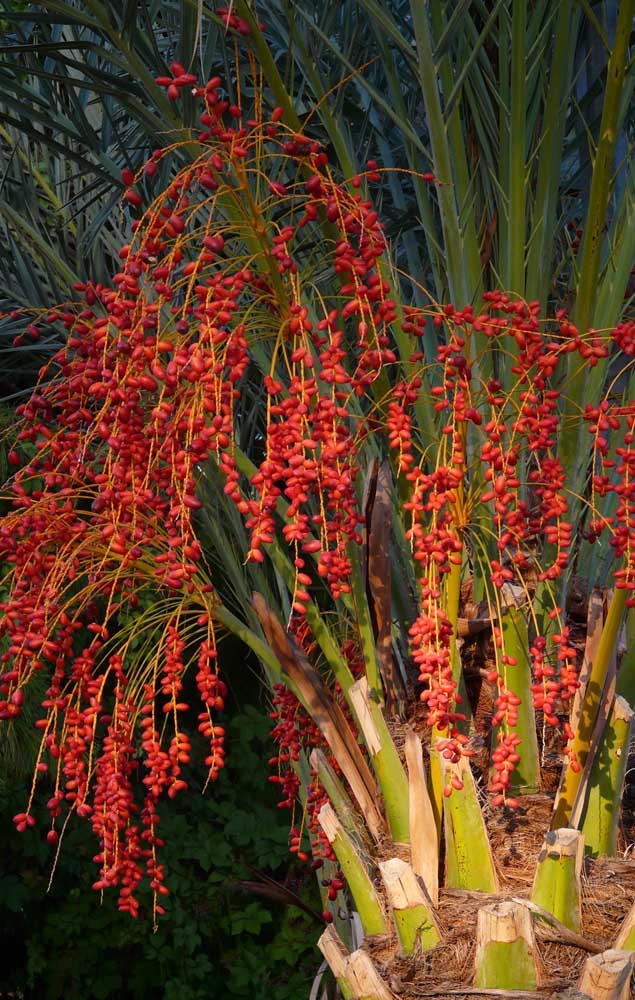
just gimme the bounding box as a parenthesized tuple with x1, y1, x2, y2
(346, 948, 394, 1000)
(496, 606, 540, 791)
(404, 729, 439, 905)
(581, 696, 633, 858)
(578, 948, 635, 999)
(318, 925, 355, 1000)
(318, 802, 388, 938)
(614, 902, 635, 951)
(319, 925, 393, 1000)
(570, 590, 605, 734)
(349, 676, 410, 844)
(531, 827, 584, 932)
(473, 900, 538, 991)
(442, 753, 498, 892)
(379, 857, 439, 955)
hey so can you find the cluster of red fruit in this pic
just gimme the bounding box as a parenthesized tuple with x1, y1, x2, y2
(384, 290, 635, 788)
(1, 65, 398, 911)
(2, 53, 635, 915)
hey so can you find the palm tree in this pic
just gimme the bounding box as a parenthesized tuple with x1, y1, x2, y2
(1, 2, 635, 996)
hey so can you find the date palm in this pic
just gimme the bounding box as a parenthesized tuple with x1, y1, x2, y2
(1, 2, 635, 997)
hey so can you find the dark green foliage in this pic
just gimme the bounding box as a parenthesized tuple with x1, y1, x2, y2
(0, 707, 319, 999)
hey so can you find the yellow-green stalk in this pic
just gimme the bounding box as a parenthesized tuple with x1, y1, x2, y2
(581, 695, 633, 857)
(443, 755, 498, 892)
(552, 588, 627, 830)
(318, 803, 387, 937)
(531, 828, 584, 932)
(493, 605, 540, 792)
(349, 677, 410, 844)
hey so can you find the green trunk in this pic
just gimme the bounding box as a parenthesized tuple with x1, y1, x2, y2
(475, 939, 538, 991)
(616, 608, 635, 709)
(311, 748, 371, 849)
(348, 547, 384, 702)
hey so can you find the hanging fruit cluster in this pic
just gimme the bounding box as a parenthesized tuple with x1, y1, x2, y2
(2, 67, 635, 917)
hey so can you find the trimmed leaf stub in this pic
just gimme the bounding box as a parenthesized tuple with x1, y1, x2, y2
(318, 803, 387, 937)
(531, 827, 584, 932)
(474, 900, 538, 991)
(318, 926, 393, 1000)
(379, 857, 439, 955)
(404, 729, 439, 905)
(443, 754, 498, 892)
(615, 901, 635, 951)
(349, 676, 410, 844)
(318, 926, 355, 1000)
(346, 950, 393, 1000)
(581, 695, 634, 858)
(578, 948, 635, 1000)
